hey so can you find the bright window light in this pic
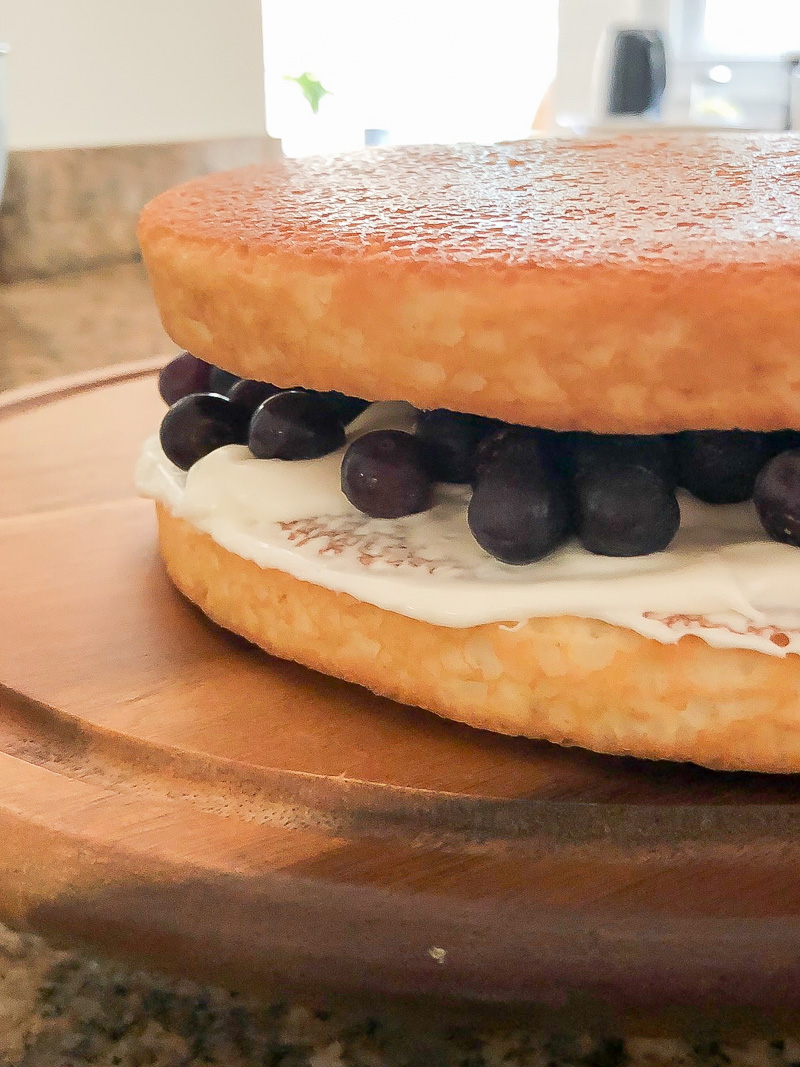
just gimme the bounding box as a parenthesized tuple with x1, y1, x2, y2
(703, 0, 800, 56)
(263, 0, 558, 157)
(708, 64, 732, 83)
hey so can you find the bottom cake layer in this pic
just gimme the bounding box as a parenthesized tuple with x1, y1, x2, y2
(155, 502, 800, 773)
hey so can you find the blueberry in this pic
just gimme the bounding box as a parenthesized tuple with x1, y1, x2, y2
(474, 425, 546, 481)
(158, 352, 212, 405)
(159, 393, 249, 471)
(227, 378, 280, 417)
(416, 409, 499, 483)
(248, 389, 345, 460)
(677, 430, 773, 504)
(209, 367, 241, 395)
(573, 461, 680, 556)
(468, 431, 570, 564)
(313, 391, 370, 425)
(569, 432, 678, 487)
(766, 430, 800, 458)
(341, 430, 432, 518)
(754, 449, 800, 546)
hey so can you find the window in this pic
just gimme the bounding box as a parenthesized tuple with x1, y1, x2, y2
(263, 0, 558, 157)
(667, 0, 797, 130)
(691, 0, 800, 57)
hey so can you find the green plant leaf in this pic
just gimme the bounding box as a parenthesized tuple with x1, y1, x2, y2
(283, 72, 331, 115)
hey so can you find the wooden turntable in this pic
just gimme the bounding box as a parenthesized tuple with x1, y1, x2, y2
(3, 361, 800, 1012)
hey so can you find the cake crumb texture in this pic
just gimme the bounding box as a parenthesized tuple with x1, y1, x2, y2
(139, 135, 800, 432)
(158, 503, 800, 774)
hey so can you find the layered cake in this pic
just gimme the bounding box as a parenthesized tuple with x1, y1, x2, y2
(136, 135, 800, 772)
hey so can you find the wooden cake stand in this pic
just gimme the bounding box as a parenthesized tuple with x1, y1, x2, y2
(3, 360, 800, 1014)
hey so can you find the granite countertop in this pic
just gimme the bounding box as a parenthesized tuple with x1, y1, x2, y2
(0, 262, 797, 1066)
(7, 920, 799, 1067)
(0, 260, 177, 390)
(3, 921, 800, 1067)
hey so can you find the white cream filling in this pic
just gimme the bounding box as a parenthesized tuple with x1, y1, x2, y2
(135, 402, 800, 657)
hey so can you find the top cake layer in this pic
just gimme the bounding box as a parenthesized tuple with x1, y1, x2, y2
(139, 135, 800, 432)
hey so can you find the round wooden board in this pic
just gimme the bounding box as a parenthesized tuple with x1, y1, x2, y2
(4, 362, 800, 1014)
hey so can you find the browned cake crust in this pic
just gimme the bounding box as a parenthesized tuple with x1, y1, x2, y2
(157, 503, 800, 773)
(139, 135, 800, 433)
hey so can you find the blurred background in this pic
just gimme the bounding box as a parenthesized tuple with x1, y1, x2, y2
(2, 0, 800, 389)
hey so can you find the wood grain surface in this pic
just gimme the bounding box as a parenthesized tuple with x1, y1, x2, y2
(3, 362, 800, 1012)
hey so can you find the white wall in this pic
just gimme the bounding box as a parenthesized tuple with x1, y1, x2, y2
(0, 0, 266, 150)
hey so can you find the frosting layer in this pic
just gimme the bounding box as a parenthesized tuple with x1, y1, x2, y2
(135, 403, 800, 656)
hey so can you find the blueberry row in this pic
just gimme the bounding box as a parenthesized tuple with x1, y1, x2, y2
(157, 353, 800, 563)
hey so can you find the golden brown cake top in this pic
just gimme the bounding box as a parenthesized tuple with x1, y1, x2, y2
(141, 134, 800, 269)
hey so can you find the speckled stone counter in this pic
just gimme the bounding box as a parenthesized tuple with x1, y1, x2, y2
(2, 924, 800, 1067)
(0, 260, 177, 390)
(0, 264, 797, 1066)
